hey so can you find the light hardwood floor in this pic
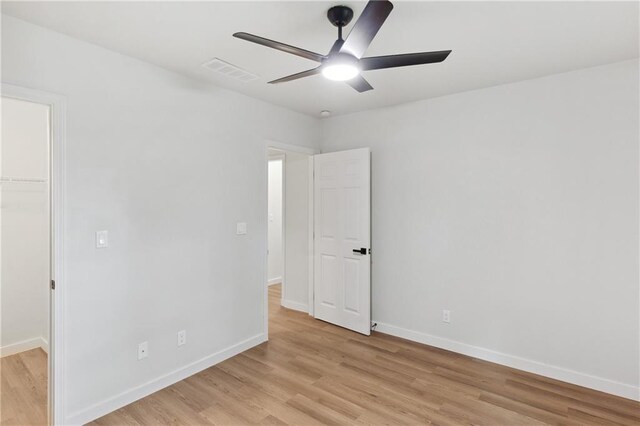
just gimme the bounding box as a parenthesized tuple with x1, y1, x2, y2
(90, 284, 640, 425)
(0, 348, 48, 425)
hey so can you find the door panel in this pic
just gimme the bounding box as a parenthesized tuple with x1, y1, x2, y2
(314, 148, 370, 335)
(319, 254, 338, 307)
(320, 188, 338, 238)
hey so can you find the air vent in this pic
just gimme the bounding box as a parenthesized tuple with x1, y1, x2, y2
(201, 58, 259, 82)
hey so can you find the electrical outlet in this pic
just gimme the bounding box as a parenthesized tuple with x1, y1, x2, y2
(442, 309, 451, 324)
(138, 341, 148, 360)
(177, 330, 186, 347)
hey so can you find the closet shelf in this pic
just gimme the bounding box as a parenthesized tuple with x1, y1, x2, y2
(0, 176, 48, 184)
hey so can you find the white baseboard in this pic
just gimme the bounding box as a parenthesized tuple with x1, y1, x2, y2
(65, 333, 266, 425)
(281, 298, 309, 313)
(374, 321, 640, 402)
(40, 337, 49, 354)
(0, 336, 48, 358)
(268, 277, 282, 286)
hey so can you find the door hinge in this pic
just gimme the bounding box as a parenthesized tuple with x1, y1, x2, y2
(51, 280, 55, 290)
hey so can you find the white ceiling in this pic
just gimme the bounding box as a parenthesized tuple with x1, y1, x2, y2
(3, 1, 638, 117)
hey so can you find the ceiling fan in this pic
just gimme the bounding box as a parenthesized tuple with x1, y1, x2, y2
(233, 0, 451, 92)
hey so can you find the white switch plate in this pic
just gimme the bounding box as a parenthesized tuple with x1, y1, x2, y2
(96, 230, 108, 248)
(138, 341, 148, 360)
(236, 222, 247, 235)
(442, 309, 451, 324)
(177, 330, 186, 347)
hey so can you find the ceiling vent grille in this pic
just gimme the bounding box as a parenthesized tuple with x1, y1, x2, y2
(202, 58, 259, 82)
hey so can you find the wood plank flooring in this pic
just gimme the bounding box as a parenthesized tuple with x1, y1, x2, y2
(0, 348, 48, 425)
(92, 284, 639, 425)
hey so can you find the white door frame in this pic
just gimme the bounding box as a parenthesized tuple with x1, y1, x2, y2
(2, 83, 66, 425)
(264, 141, 317, 338)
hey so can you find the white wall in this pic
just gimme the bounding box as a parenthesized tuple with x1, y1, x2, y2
(0, 97, 50, 356)
(1, 15, 320, 423)
(321, 59, 640, 399)
(267, 157, 283, 284)
(282, 151, 310, 312)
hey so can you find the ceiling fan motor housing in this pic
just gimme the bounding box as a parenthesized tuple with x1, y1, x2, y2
(327, 6, 354, 28)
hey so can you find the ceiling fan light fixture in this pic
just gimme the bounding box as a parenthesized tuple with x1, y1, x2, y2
(321, 54, 360, 81)
(234, 0, 452, 92)
(322, 63, 360, 81)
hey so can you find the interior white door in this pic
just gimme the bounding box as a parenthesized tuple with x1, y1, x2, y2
(314, 148, 371, 335)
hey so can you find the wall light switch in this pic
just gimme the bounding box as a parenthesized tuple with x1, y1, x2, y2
(236, 222, 247, 235)
(96, 230, 108, 248)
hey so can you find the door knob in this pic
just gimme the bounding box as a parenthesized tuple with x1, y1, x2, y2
(353, 248, 367, 255)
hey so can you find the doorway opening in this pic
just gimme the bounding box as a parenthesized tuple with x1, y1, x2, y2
(264, 145, 372, 337)
(0, 96, 51, 424)
(265, 144, 315, 336)
(267, 153, 284, 289)
(1, 83, 65, 425)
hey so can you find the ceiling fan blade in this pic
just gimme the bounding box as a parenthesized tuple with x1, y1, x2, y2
(360, 50, 452, 71)
(268, 67, 322, 84)
(339, 0, 394, 59)
(233, 32, 325, 63)
(346, 75, 374, 93)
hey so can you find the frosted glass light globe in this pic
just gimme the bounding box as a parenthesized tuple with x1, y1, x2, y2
(322, 55, 360, 81)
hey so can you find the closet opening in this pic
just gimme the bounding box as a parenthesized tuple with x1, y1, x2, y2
(0, 88, 62, 424)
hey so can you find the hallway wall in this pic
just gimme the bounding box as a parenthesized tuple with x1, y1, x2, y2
(267, 157, 283, 285)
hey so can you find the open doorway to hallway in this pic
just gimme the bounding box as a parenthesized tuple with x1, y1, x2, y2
(266, 146, 314, 329)
(267, 153, 284, 290)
